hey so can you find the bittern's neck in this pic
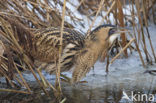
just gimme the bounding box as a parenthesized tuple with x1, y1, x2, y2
(84, 35, 109, 58)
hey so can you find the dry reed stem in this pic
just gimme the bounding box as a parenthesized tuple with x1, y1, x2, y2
(0, 40, 4, 57)
(14, 75, 26, 87)
(0, 89, 31, 94)
(99, 0, 116, 25)
(117, 0, 128, 57)
(56, 0, 67, 94)
(46, 80, 57, 92)
(133, 35, 146, 67)
(135, 0, 151, 63)
(130, 0, 145, 67)
(0, 17, 49, 96)
(24, 59, 50, 96)
(0, 62, 8, 72)
(0, 66, 15, 87)
(37, 69, 48, 88)
(13, 62, 31, 92)
(60, 98, 67, 103)
(75, 0, 84, 11)
(0, 55, 26, 71)
(142, 0, 156, 63)
(110, 38, 135, 64)
(145, 27, 156, 63)
(86, 0, 105, 35)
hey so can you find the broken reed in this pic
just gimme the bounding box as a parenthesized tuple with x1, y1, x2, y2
(0, 0, 156, 100)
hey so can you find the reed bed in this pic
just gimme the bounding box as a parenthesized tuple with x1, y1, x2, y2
(0, 0, 156, 102)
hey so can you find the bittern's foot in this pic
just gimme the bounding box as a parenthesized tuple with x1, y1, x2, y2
(60, 74, 71, 83)
(60, 74, 88, 84)
(76, 81, 88, 84)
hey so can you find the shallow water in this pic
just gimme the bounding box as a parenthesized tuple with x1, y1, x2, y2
(0, 62, 156, 103)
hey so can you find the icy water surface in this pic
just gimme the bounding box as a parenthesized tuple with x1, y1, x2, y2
(0, 61, 156, 103)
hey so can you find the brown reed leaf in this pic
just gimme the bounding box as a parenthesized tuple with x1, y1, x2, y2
(0, 40, 4, 58)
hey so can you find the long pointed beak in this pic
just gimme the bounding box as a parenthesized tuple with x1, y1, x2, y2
(115, 27, 130, 34)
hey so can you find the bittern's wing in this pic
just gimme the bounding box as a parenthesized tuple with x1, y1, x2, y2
(33, 27, 85, 51)
(32, 27, 85, 73)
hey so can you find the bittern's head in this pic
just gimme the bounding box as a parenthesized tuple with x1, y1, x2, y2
(89, 24, 124, 46)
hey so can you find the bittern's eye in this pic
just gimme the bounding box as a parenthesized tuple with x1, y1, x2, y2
(108, 28, 116, 36)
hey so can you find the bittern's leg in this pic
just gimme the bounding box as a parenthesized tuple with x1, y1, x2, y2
(92, 66, 95, 76)
(106, 54, 109, 73)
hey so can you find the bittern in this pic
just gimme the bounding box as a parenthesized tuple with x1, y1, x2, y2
(30, 24, 122, 83)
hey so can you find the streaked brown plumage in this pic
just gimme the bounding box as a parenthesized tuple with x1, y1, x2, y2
(29, 24, 121, 83)
(31, 27, 85, 74)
